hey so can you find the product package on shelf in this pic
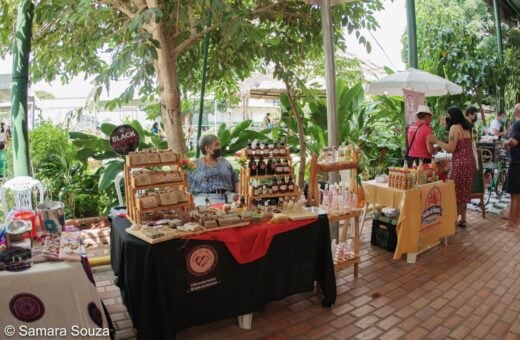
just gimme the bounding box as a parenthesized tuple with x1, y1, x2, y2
(42, 233, 62, 261)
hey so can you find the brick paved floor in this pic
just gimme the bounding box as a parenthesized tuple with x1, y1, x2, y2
(94, 209, 520, 339)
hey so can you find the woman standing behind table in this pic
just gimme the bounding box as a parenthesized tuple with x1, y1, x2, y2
(502, 103, 520, 230)
(186, 134, 238, 206)
(428, 107, 476, 228)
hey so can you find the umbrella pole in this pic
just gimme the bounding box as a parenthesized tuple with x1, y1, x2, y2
(321, 0, 339, 240)
(406, 0, 418, 68)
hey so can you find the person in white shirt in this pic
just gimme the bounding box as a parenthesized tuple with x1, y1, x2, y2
(489, 111, 507, 139)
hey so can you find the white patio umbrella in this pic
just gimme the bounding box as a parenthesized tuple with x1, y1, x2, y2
(366, 68, 463, 97)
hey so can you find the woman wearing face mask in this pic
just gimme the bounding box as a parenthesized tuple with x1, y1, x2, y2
(186, 134, 238, 206)
(428, 107, 476, 228)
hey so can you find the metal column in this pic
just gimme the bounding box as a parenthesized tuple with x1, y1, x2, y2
(10, 0, 34, 177)
(406, 0, 418, 68)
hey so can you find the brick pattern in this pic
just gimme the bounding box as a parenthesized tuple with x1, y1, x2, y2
(93, 210, 520, 339)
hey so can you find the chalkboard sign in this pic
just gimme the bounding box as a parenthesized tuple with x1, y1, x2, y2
(110, 125, 140, 155)
(472, 148, 484, 195)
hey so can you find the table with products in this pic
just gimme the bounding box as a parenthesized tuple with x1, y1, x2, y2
(111, 214, 336, 339)
(0, 261, 110, 339)
(363, 180, 457, 263)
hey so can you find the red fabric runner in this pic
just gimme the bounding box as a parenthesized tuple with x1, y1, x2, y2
(190, 214, 317, 264)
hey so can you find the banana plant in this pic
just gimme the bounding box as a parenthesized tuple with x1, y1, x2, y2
(217, 119, 270, 156)
(69, 120, 167, 191)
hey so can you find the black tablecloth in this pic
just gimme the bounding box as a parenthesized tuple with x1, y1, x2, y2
(110, 215, 336, 339)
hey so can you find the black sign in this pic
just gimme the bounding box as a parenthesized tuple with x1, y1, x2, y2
(110, 125, 140, 155)
(185, 244, 221, 293)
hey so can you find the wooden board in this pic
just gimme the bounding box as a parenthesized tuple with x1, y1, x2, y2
(284, 211, 319, 221)
(125, 221, 251, 244)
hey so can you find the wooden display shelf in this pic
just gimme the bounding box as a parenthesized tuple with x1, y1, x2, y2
(334, 255, 360, 272)
(126, 160, 180, 168)
(138, 201, 192, 213)
(308, 153, 361, 278)
(246, 173, 293, 179)
(316, 160, 358, 172)
(131, 181, 186, 191)
(249, 191, 300, 200)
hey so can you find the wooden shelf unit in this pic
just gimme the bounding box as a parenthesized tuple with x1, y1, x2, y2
(239, 150, 301, 207)
(124, 154, 193, 224)
(308, 154, 361, 277)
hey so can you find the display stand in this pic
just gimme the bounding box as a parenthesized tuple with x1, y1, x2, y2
(308, 154, 361, 276)
(239, 149, 301, 206)
(124, 151, 193, 224)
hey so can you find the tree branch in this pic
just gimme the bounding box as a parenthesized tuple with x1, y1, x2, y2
(172, 24, 218, 57)
(99, 0, 137, 19)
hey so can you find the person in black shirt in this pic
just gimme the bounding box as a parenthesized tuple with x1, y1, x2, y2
(503, 103, 520, 230)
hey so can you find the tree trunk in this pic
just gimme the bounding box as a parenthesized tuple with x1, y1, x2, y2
(285, 84, 306, 192)
(475, 90, 487, 127)
(152, 25, 187, 155)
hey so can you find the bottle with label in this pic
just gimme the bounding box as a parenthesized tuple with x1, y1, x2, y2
(258, 156, 266, 176)
(287, 176, 294, 193)
(255, 140, 262, 158)
(275, 159, 284, 174)
(248, 157, 257, 176)
(417, 159, 424, 185)
(247, 140, 254, 158)
(272, 141, 280, 157)
(279, 177, 287, 193)
(279, 141, 287, 156)
(267, 153, 275, 175)
(239, 195, 246, 208)
(271, 177, 279, 193)
(283, 159, 291, 174)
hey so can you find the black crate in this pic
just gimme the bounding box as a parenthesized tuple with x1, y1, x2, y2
(371, 219, 397, 252)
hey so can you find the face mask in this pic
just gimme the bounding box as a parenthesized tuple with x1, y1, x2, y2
(212, 148, 222, 159)
(472, 116, 477, 123)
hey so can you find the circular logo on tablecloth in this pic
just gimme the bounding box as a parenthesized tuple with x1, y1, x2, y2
(9, 293, 45, 322)
(88, 302, 103, 328)
(109, 125, 140, 155)
(186, 245, 218, 277)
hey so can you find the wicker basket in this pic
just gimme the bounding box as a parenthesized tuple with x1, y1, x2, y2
(132, 171, 152, 187)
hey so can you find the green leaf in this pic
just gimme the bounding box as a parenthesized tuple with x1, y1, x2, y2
(101, 122, 117, 136)
(99, 160, 124, 191)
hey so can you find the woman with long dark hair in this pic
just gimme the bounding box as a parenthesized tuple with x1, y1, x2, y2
(429, 107, 476, 228)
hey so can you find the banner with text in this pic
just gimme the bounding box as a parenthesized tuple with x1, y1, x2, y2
(403, 89, 425, 126)
(418, 184, 444, 251)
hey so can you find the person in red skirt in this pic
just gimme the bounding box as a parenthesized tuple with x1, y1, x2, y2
(428, 107, 477, 228)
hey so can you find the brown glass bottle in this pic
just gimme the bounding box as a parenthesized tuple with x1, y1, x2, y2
(279, 177, 287, 193)
(275, 158, 284, 174)
(287, 176, 294, 193)
(248, 157, 257, 176)
(271, 177, 279, 193)
(257, 156, 266, 176)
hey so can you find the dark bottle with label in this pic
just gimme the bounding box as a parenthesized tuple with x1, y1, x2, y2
(258, 156, 267, 176)
(272, 141, 280, 157)
(246, 140, 254, 158)
(279, 141, 287, 156)
(266, 157, 274, 175)
(279, 177, 287, 193)
(275, 158, 284, 174)
(255, 140, 262, 158)
(240, 195, 246, 208)
(248, 157, 257, 176)
(271, 177, 279, 193)
(288, 176, 294, 193)
(283, 159, 291, 174)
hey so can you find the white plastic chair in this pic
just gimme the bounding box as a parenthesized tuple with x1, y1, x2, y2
(114, 171, 125, 206)
(0, 176, 45, 216)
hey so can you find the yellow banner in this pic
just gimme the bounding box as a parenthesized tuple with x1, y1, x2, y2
(418, 184, 444, 251)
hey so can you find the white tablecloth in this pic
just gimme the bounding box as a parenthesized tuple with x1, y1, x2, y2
(0, 261, 109, 339)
